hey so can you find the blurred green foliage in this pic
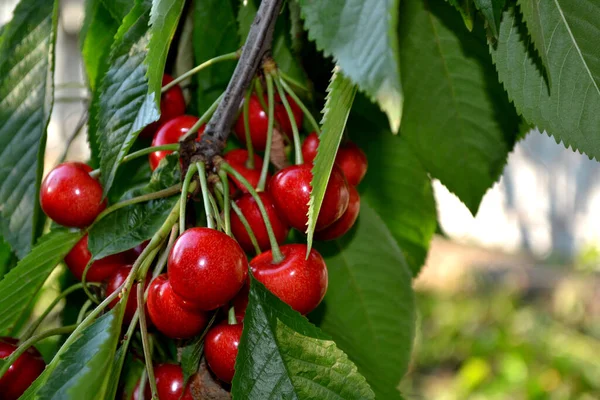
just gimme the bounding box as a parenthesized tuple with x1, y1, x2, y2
(402, 285, 600, 400)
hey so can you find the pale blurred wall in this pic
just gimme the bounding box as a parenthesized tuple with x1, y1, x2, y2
(1, 1, 597, 262)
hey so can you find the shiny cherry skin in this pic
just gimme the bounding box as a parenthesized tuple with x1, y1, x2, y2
(149, 115, 204, 171)
(301, 133, 368, 186)
(315, 185, 360, 240)
(230, 192, 289, 253)
(269, 164, 349, 232)
(139, 74, 186, 138)
(223, 149, 267, 195)
(147, 274, 208, 339)
(204, 322, 243, 383)
(250, 244, 328, 314)
(106, 265, 147, 324)
(0, 337, 46, 400)
(40, 162, 106, 228)
(65, 234, 128, 282)
(145, 364, 193, 400)
(168, 228, 248, 310)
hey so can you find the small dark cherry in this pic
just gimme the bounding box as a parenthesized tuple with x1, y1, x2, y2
(0, 337, 46, 400)
(149, 115, 204, 171)
(223, 149, 267, 195)
(204, 322, 243, 384)
(230, 192, 289, 253)
(106, 265, 147, 324)
(268, 164, 349, 231)
(168, 228, 248, 311)
(40, 162, 106, 228)
(142, 363, 193, 400)
(301, 131, 320, 164)
(65, 234, 127, 282)
(250, 244, 328, 315)
(146, 274, 208, 339)
(139, 74, 186, 138)
(125, 241, 149, 263)
(231, 280, 249, 321)
(315, 185, 360, 240)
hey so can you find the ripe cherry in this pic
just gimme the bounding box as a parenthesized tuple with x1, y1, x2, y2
(0, 337, 45, 400)
(250, 244, 328, 314)
(315, 185, 360, 241)
(149, 115, 204, 171)
(204, 322, 243, 384)
(268, 164, 349, 232)
(106, 265, 147, 324)
(230, 280, 249, 321)
(223, 149, 267, 195)
(230, 192, 289, 253)
(147, 274, 208, 339)
(139, 74, 186, 138)
(146, 364, 193, 400)
(301, 133, 368, 186)
(65, 234, 127, 282)
(168, 228, 248, 310)
(40, 162, 106, 228)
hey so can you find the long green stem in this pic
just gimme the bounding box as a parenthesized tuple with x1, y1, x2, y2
(220, 163, 283, 261)
(180, 164, 198, 233)
(138, 269, 158, 399)
(89, 144, 180, 178)
(179, 93, 223, 143)
(216, 183, 260, 254)
(77, 300, 93, 324)
(153, 225, 178, 279)
(208, 192, 224, 231)
(196, 162, 215, 229)
(81, 259, 101, 305)
(162, 52, 239, 93)
(243, 88, 255, 169)
(257, 74, 275, 191)
(279, 70, 310, 93)
(278, 76, 320, 135)
(274, 76, 303, 164)
(219, 171, 231, 236)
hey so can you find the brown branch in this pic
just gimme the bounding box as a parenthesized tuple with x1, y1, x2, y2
(180, 0, 283, 170)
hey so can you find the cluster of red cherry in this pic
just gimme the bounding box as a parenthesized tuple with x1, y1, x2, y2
(0, 74, 367, 400)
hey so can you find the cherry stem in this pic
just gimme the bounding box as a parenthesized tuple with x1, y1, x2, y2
(242, 88, 255, 169)
(58, 110, 88, 165)
(274, 75, 303, 165)
(179, 93, 223, 143)
(196, 162, 215, 229)
(219, 171, 232, 236)
(161, 52, 239, 93)
(88, 144, 181, 178)
(0, 324, 78, 380)
(76, 299, 93, 324)
(278, 70, 310, 93)
(180, 164, 198, 233)
(278, 75, 320, 135)
(19, 282, 100, 341)
(216, 182, 261, 255)
(208, 192, 225, 231)
(138, 264, 158, 399)
(152, 225, 178, 279)
(81, 259, 101, 305)
(257, 74, 275, 191)
(228, 307, 238, 325)
(219, 163, 283, 262)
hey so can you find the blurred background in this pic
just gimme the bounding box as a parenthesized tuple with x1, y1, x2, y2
(2, 1, 599, 398)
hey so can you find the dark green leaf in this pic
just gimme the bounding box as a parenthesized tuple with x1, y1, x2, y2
(102, 0, 134, 20)
(350, 96, 436, 275)
(0, 236, 16, 279)
(0, 229, 83, 335)
(297, 0, 402, 132)
(315, 202, 416, 399)
(447, 0, 476, 31)
(307, 70, 356, 251)
(193, 0, 238, 113)
(398, 0, 519, 214)
(232, 277, 374, 399)
(0, 0, 58, 258)
(473, 0, 505, 38)
(491, 3, 600, 160)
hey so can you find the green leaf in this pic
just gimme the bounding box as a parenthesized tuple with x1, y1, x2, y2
(36, 306, 125, 400)
(307, 70, 356, 252)
(473, 0, 506, 38)
(297, 0, 402, 132)
(491, 3, 600, 160)
(0, 0, 58, 258)
(0, 229, 83, 335)
(447, 0, 476, 31)
(232, 277, 374, 399)
(398, 0, 519, 214)
(193, 0, 238, 113)
(350, 96, 437, 275)
(0, 237, 16, 279)
(315, 202, 416, 399)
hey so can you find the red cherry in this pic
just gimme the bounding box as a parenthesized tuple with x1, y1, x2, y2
(230, 192, 289, 253)
(222, 149, 267, 195)
(65, 234, 127, 282)
(301, 131, 319, 164)
(149, 115, 204, 171)
(146, 364, 193, 400)
(139, 74, 186, 138)
(106, 265, 148, 324)
(204, 323, 243, 383)
(147, 274, 208, 339)
(250, 244, 328, 314)
(273, 93, 303, 136)
(125, 241, 149, 263)
(230, 280, 249, 321)
(268, 164, 349, 232)
(40, 162, 106, 228)
(168, 228, 248, 310)
(0, 337, 45, 400)
(315, 185, 360, 240)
